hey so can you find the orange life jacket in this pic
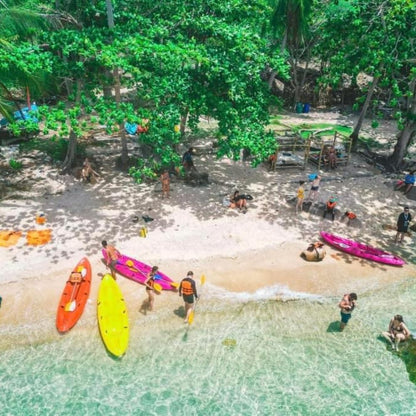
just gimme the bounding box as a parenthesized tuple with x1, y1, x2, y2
(181, 280, 194, 295)
(327, 201, 336, 209)
(347, 212, 356, 219)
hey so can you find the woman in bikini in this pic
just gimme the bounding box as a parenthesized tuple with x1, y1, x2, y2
(382, 315, 411, 351)
(144, 266, 158, 311)
(230, 190, 248, 213)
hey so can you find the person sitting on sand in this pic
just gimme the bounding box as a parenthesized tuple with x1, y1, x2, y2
(301, 242, 326, 261)
(382, 315, 411, 351)
(81, 158, 100, 182)
(396, 170, 416, 194)
(342, 211, 357, 226)
(323, 197, 337, 221)
(102, 240, 120, 279)
(295, 181, 305, 214)
(230, 190, 248, 213)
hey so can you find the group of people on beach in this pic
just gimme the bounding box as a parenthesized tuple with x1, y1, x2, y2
(296, 173, 414, 244)
(102, 240, 198, 321)
(292, 170, 414, 348)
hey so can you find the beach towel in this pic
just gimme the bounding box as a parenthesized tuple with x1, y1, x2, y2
(0, 231, 22, 247)
(26, 229, 52, 246)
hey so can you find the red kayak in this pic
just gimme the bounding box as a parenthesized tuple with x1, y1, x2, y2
(56, 257, 92, 333)
(320, 231, 405, 267)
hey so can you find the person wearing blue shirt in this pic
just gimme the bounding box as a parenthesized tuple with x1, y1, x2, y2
(396, 170, 416, 194)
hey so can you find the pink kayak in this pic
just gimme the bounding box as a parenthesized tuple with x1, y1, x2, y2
(102, 249, 178, 290)
(320, 231, 405, 267)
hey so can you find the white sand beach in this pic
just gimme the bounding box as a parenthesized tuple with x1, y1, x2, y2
(1, 110, 414, 331)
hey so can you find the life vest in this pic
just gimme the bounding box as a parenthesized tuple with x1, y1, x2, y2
(181, 280, 194, 295)
(147, 277, 154, 289)
(346, 212, 356, 219)
(326, 201, 336, 209)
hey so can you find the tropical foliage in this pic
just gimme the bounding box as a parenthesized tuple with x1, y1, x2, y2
(1, 0, 416, 174)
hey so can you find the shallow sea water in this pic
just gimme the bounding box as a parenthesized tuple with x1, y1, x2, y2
(1, 279, 416, 416)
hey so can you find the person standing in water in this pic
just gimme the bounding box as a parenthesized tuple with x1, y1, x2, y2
(338, 293, 357, 331)
(381, 315, 411, 351)
(101, 240, 120, 279)
(179, 271, 198, 323)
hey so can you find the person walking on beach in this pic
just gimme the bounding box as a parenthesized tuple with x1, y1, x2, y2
(342, 211, 357, 226)
(182, 147, 196, 172)
(381, 315, 411, 351)
(160, 170, 170, 198)
(144, 266, 158, 312)
(395, 206, 412, 244)
(102, 240, 120, 279)
(339, 292, 357, 331)
(179, 271, 198, 323)
(308, 175, 321, 202)
(295, 181, 305, 214)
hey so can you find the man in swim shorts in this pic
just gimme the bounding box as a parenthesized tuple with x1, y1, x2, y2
(339, 292, 357, 331)
(102, 240, 121, 279)
(308, 175, 321, 202)
(179, 271, 199, 323)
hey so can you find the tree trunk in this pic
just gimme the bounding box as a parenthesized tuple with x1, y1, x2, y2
(60, 79, 83, 174)
(180, 108, 188, 136)
(113, 68, 129, 170)
(350, 76, 379, 150)
(387, 81, 416, 171)
(102, 69, 113, 98)
(61, 129, 77, 174)
(106, 0, 129, 170)
(267, 31, 287, 90)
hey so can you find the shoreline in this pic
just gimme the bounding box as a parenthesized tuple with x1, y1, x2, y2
(1, 110, 415, 345)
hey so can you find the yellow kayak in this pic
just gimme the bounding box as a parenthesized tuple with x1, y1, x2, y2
(97, 274, 129, 358)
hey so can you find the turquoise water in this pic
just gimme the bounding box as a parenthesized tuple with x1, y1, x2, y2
(1, 280, 416, 415)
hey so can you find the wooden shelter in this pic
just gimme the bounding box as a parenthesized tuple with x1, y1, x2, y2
(307, 129, 352, 170)
(269, 131, 311, 170)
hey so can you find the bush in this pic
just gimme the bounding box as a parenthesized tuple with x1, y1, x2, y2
(9, 159, 23, 170)
(21, 136, 86, 162)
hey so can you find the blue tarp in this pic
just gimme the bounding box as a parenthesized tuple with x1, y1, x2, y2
(125, 122, 137, 135)
(0, 103, 39, 126)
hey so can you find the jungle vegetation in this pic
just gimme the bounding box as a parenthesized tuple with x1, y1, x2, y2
(1, 0, 415, 177)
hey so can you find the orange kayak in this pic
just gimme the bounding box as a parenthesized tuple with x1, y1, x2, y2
(56, 258, 92, 333)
